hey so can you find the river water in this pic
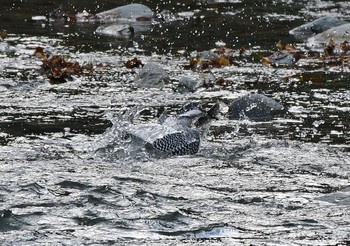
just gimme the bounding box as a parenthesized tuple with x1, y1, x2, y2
(0, 0, 350, 245)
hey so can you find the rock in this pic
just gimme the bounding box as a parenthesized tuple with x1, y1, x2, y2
(95, 3, 153, 22)
(317, 187, 350, 205)
(75, 4, 153, 23)
(266, 52, 295, 66)
(95, 24, 134, 37)
(177, 76, 198, 93)
(75, 10, 97, 22)
(228, 94, 283, 121)
(94, 22, 152, 37)
(0, 42, 16, 55)
(307, 23, 350, 49)
(290, 16, 347, 40)
(134, 63, 170, 88)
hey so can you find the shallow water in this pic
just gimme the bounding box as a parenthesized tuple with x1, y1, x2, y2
(1, 0, 350, 245)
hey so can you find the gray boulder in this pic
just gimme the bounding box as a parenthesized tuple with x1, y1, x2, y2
(290, 16, 347, 40)
(96, 3, 153, 22)
(228, 94, 283, 121)
(267, 52, 295, 66)
(76, 4, 153, 23)
(134, 63, 170, 88)
(0, 42, 16, 55)
(307, 23, 350, 49)
(177, 76, 198, 93)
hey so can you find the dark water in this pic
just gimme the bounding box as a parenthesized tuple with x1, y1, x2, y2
(1, 0, 350, 245)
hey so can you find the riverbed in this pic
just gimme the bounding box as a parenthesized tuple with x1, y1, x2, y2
(0, 0, 349, 245)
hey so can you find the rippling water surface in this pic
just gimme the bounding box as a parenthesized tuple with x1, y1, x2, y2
(1, 0, 350, 245)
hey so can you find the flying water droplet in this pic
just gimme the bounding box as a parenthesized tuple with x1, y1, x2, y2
(313, 120, 325, 128)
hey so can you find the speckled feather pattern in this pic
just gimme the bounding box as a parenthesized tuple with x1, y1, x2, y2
(152, 129, 200, 155)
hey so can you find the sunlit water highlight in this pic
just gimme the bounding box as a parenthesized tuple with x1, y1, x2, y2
(0, 0, 350, 245)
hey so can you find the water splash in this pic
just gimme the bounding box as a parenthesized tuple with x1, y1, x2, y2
(91, 107, 154, 162)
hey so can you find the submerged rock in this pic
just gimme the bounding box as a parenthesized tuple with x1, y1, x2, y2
(265, 52, 295, 66)
(307, 23, 350, 49)
(134, 62, 170, 88)
(262, 41, 305, 66)
(0, 42, 16, 55)
(177, 76, 199, 93)
(290, 16, 347, 40)
(94, 22, 152, 37)
(126, 102, 220, 156)
(95, 24, 134, 37)
(228, 94, 283, 121)
(192, 49, 234, 69)
(0, 210, 22, 231)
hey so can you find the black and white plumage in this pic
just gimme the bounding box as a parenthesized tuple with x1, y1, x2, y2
(152, 129, 200, 156)
(125, 103, 219, 156)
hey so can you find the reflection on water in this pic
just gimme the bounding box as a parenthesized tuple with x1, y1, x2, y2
(0, 0, 350, 245)
(0, 0, 308, 53)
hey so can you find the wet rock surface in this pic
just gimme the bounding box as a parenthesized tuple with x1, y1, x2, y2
(95, 3, 154, 22)
(0, 0, 350, 245)
(134, 62, 170, 88)
(228, 94, 283, 121)
(307, 23, 350, 49)
(290, 16, 348, 40)
(178, 76, 199, 93)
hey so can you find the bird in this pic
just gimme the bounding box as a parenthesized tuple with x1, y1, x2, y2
(124, 102, 220, 156)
